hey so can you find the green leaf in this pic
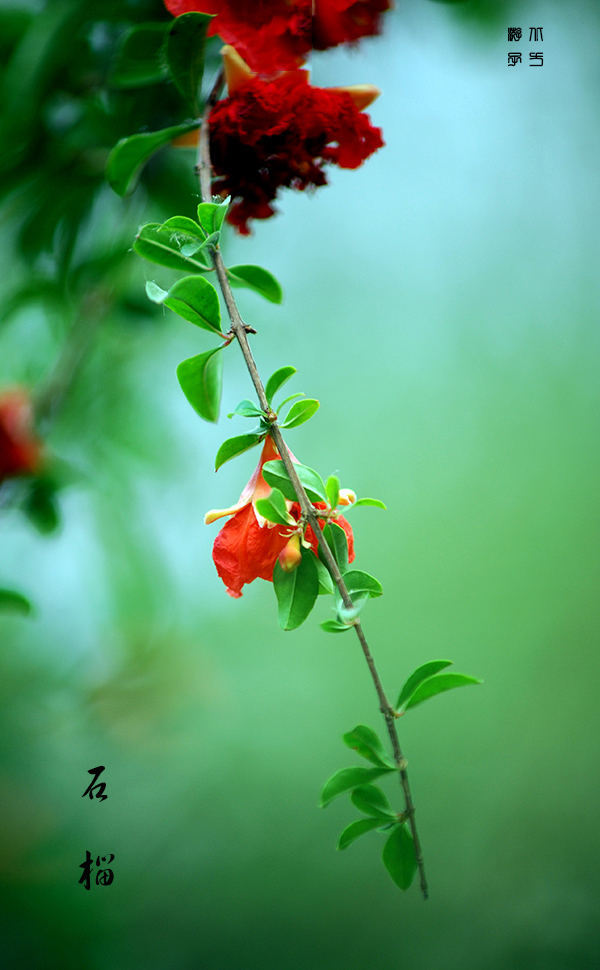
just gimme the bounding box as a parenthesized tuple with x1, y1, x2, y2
(320, 619, 353, 633)
(343, 569, 383, 599)
(281, 398, 319, 429)
(395, 660, 454, 711)
(351, 784, 396, 819)
(227, 265, 283, 304)
(134, 224, 211, 273)
(320, 521, 349, 574)
(277, 393, 304, 410)
(343, 725, 396, 769)
(160, 215, 205, 239)
(326, 475, 340, 510)
(353, 498, 387, 509)
(336, 593, 369, 624)
(197, 198, 230, 236)
(22, 478, 59, 534)
(262, 459, 328, 505)
(215, 434, 264, 471)
(265, 366, 296, 405)
(106, 122, 200, 196)
(320, 766, 396, 808)
(255, 488, 293, 526)
(0, 589, 32, 617)
(147, 275, 221, 334)
(273, 547, 319, 631)
(227, 400, 264, 419)
(165, 12, 212, 113)
(337, 818, 384, 851)
(403, 673, 482, 712)
(382, 824, 418, 891)
(314, 557, 334, 595)
(109, 23, 169, 89)
(176, 346, 223, 423)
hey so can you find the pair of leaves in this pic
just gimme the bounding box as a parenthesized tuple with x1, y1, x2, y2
(106, 14, 212, 194)
(262, 459, 327, 505)
(336, 815, 417, 891)
(395, 660, 482, 713)
(320, 725, 398, 807)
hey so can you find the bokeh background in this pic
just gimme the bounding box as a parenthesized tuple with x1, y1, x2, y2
(1, 0, 599, 967)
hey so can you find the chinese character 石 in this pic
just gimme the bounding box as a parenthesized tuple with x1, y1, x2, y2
(79, 851, 115, 890)
(82, 765, 107, 801)
(508, 53, 522, 66)
(508, 28, 522, 42)
(529, 27, 543, 41)
(529, 52, 543, 66)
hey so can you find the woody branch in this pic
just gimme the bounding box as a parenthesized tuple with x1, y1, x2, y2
(197, 72, 428, 899)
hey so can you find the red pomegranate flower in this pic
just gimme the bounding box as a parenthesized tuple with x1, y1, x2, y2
(207, 50, 384, 234)
(0, 388, 42, 485)
(164, 0, 312, 72)
(313, 0, 391, 51)
(204, 435, 355, 598)
(163, 0, 391, 72)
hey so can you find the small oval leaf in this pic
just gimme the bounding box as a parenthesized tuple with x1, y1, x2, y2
(353, 497, 387, 509)
(265, 365, 296, 405)
(273, 547, 319, 631)
(351, 784, 396, 819)
(343, 569, 383, 599)
(403, 672, 482, 712)
(337, 818, 383, 851)
(320, 766, 396, 808)
(227, 264, 283, 304)
(255, 487, 293, 526)
(215, 433, 264, 471)
(163, 276, 221, 333)
(326, 475, 340, 510)
(382, 823, 418, 891)
(282, 398, 319, 429)
(320, 521, 349, 574)
(165, 11, 212, 112)
(176, 346, 223, 423)
(342, 725, 396, 769)
(106, 122, 200, 196)
(134, 223, 210, 273)
(320, 619, 353, 633)
(262, 459, 328, 505)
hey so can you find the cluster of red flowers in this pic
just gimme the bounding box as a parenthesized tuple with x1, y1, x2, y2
(205, 437, 354, 598)
(0, 389, 42, 485)
(210, 67, 384, 233)
(164, 0, 391, 72)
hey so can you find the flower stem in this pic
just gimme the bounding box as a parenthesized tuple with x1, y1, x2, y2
(198, 73, 428, 899)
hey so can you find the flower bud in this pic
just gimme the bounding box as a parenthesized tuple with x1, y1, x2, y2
(278, 534, 302, 573)
(338, 489, 357, 507)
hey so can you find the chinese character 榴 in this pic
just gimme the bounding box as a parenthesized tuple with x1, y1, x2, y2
(82, 765, 107, 801)
(529, 52, 543, 66)
(508, 53, 522, 66)
(79, 851, 115, 890)
(508, 28, 522, 42)
(529, 27, 543, 41)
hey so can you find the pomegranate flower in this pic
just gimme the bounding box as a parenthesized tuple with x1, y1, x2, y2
(205, 436, 355, 598)
(0, 388, 42, 485)
(208, 49, 384, 234)
(163, 0, 391, 72)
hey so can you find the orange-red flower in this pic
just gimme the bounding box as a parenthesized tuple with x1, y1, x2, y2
(205, 436, 355, 598)
(0, 388, 42, 485)
(208, 52, 383, 233)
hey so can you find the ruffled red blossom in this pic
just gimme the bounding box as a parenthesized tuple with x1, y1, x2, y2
(0, 388, 42, 485)
(209, 67, 384, 234)
(313, 0, 391, 51)
(163, 0, 311, 71)
(163, 0, 390, 71)
(204, 436, 355, 598)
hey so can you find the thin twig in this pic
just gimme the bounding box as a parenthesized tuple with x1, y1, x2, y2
(198, 74, 428, 898)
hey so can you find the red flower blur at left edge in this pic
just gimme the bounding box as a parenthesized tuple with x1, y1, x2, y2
(204, 435, 355, 598)
(0, 388, 43, 486)
(207, 48, 384, 234)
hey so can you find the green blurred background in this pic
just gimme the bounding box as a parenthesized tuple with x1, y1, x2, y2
(1, 0, 599, 967)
